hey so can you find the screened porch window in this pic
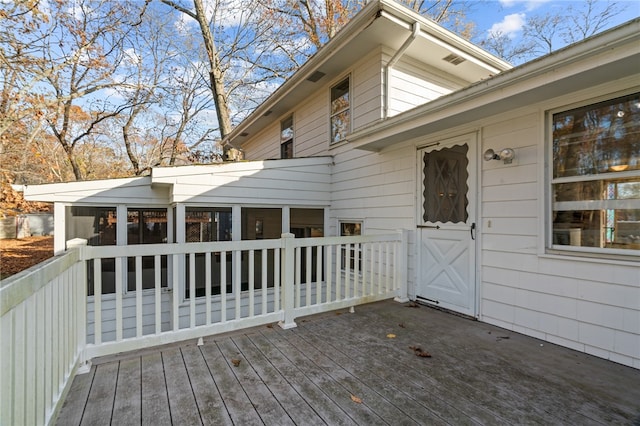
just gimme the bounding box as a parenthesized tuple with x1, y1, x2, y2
(551, 92, 640, 253)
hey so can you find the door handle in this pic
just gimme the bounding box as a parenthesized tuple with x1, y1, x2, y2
(418, 225, 440, 229)
(470, 222, 476, 240)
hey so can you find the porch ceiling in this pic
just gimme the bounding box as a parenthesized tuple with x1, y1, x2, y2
(57, 300, 640, 425)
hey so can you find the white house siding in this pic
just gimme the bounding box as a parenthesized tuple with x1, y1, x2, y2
(352, 49, 384, 131)
(387, 56, 462, 117)
(477, 90, 640, 368)
(24, 176, 169, 205)
(329, 142, 417, 292)
(241, 125, 280, 160)
(153, 158, 332, 207)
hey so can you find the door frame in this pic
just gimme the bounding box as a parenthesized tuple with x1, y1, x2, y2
(415, 132, 480, 318)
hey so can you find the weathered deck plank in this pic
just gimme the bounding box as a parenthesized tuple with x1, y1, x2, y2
(180, 345, 233, 426)
(162, 347, 202, 425)
(140, 352, 171, 425)
(56, 300, 640, 426)
(112, 357, 141, 426)
(232, 334, 326, 425)
(198, 341, 264, 425)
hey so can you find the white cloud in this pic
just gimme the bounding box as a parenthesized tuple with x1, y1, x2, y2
(498, 0, 552, 12)
(488, 13, 526, 38)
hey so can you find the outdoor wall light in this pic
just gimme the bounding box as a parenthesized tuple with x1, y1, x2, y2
(483, 148, 515, 164)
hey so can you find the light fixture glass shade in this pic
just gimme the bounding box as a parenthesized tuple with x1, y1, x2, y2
(483, 149, 496, 161)
(499, 148, 515, 163)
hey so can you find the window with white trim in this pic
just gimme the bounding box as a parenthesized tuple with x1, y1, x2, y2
(330, 76, 350, 144)
(340, 221, 362, 272)
(550, 92, 640, 254)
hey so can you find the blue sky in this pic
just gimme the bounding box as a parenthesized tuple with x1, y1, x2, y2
(461, 0, 640, 62)
(468, 0, 639, 36)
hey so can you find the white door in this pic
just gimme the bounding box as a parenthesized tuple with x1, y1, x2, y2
(417, 133, 477, 317)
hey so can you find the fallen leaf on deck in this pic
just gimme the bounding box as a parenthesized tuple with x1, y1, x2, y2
(266, 323, 274, 328)
(496, 336, 510, 341)
(409, 345, 432, 358)
(231, 358, 241, 367)
(405, 302, 420, 308)
(351, 394, 363, 404)
(398, 323, 406, 328)
(387, 333, 396, 338)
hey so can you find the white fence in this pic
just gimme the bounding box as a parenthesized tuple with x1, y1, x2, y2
(0, 231, 407, 425)
(0, 250, 87, 426)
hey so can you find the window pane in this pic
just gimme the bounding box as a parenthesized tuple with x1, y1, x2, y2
(331, 110, 350, 143)
(281, 116, 293, 143)
(281, 140, 293, 159)
(127, 209, 167, 244)
(331, 78, 349, 114)
(67, 206, 116, 246)
(185, 207, 232, 242)
(553, 93, 640, 178)
(553, 179, 640, 250)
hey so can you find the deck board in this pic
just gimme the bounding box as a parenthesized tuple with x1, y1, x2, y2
(112, 357, 141, 426)
(140, 352, 171, 425)
(56, 300, 640, 425)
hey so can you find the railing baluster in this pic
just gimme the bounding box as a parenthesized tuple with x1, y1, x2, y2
(115, 257, 123, 341)
(189, 253, 196, 328)
(354, 243, 360, 297)
(220, 251, 227, 323)
(205, 252, 212, 325)
(274, 249, 280, 311)
(234, 250, 241, 320)
(306, 246, 312, 307)
(249, 249, 255, 318)
(262, 249, 268, 315)
(93, 258, 102, 345)
(335, 244, 341, 301)
(385, 242, 391, 292)
(172, 254, 180, 331)
(377, 243, 383, 295)
(154, 255, 161, 334)
(362, 243, 368, 296)
(325, 245, 332, 303)
(295, 246, 301, 308)
(136, 256, 143, 338)
(315, 246, 322, 305)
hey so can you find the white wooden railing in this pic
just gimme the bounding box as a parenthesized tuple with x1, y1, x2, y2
(0, 249, 87, 426)
(0, 231, 407, 425)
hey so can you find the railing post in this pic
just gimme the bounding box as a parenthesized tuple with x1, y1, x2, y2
(394, 229, 410, 303)
(67, 238, 91, 373)
(279, 233, 297, 329)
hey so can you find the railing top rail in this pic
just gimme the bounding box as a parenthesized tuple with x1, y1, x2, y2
(0, 249, 80, 316)
(292, 233, 402, 247)
(82, 233, 403, 260)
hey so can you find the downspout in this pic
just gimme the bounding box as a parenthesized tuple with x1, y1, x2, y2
(384, 22, 420, 120)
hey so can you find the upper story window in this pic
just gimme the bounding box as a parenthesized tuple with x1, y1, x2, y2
(281, 115, 294, 159)
(330, 76, 350, 144)
(550, 92, 640, 254)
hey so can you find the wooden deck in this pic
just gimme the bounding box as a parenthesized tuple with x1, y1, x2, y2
(56, 300, 640, 425)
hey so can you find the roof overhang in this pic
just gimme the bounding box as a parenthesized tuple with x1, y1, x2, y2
(349, 19, 640, 151)
(226, 0, 511, 149)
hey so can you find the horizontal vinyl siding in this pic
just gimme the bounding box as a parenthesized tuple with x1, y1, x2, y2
(25, 177, 169, 205)
(166, 160, 332, 206)
(352, 50, 383, 131)
(387, 59, 461, 117)
(242, 125, 280, 160)
(478, 108, 640, 368)
(330, 142, 417, 293)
